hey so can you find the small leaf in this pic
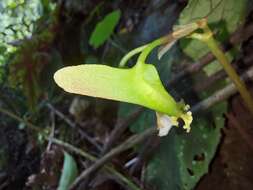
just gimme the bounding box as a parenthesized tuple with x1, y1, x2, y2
(57, 152, 78, 190)
(89, 10, 121, 48)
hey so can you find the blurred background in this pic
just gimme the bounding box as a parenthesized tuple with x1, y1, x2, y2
(0, 0, 253, 189)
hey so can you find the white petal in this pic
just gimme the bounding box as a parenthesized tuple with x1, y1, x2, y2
(156, 112, 177, 137)
(158, 123, 173, 136)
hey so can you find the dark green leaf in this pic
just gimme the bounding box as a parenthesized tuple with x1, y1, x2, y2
(179, 0, 247, 60)
(118, 103, 155, 133)
(0, 45, 7, 54)
(146, 102, 227, 190)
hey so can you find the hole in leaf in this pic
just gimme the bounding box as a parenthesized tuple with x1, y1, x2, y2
(187, 168, 194, 176)
(193, 153, 205, 161)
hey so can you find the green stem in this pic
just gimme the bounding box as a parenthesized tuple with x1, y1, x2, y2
(192, 20, 253, 115)
(119, 45, 147, 67)
(137, 39, 163, 64)
(207, 38, 253, 114)
(120, 19, 204, 68)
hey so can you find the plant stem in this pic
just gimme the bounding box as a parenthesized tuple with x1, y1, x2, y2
(128, 34, 176, 67)
(122, 21, 199, 67)
(119, 45, 147, 67)
(137, 39, 162, 64)
(191, 19, 253, 115)
(167, 23, 253, 86)
(0, 106, 141, 190)
(0, 106, 42, 133)
(191, 65, 253, 113)
(51, 138, 141, 190)
(207, 39, 253, 114)
(69, 128, 154, 189)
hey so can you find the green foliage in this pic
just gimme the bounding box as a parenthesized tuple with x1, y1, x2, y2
(0, 1, 248, 189)
(89, 10, 121, 48)
(146, 102, 227, 190)
(179, 0, 247, 60)
(8, 29, 56, 109)
(0, 0, 44, 65)
(143, 0, 249, 189)
(57, 152, 78, 190)
(0, 0, 56, 105)
(4, 0, 57, 109)
(118, 103, 155, 133)
(203, 51, 233, 76)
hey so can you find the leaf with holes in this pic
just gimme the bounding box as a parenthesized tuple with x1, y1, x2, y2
(146, 102, 227, 190)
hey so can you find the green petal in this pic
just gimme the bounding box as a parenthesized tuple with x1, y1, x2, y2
(54, 64, 137, 102)
(54, 64, 181, 116)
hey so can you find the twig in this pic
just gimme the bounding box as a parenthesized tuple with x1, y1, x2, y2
(0, 106, 141, 190)
(46, 103, 75, 128)
(0, 106, 41, 133)
(0, 179, 9, 190)
(46, 111, 55, 151)
(70, 64, 253, 189)
(191, 65, 253, 113)
(1, 64, 252, 189)
(2, 63, 252, 190)
(167, 23, 253, 86)
(193, 69, 227, 92)
(2, 55, 253, 190)
(128, 136, 159, 175)
(69, 128, 156, 189)
(46, 103, 102, 151)
(50, 138, 141, 190)
(102, 107, 144, 154)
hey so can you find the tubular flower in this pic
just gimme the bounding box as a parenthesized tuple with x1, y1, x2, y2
(54, 36, 193, 136)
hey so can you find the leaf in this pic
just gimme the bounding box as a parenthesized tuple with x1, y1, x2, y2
(118, 103, 155, 134)
(179, 0, 247, 60)
(54, 64, 182, 116)
(203, 51, 233, 76)
(57, 152, 78, 190)
(89, 10, 121, 48)
(0, 45, 6, 54)
(146, 102, 227, 190)
(145, 4, 248, 187)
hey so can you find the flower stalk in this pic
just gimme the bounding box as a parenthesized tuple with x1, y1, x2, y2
(190, 19, 253, 115)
